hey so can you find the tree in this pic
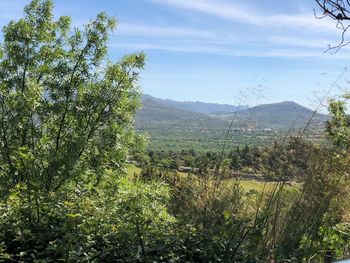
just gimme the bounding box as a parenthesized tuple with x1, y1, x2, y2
(326, 97, 350, 150)
(315, 0, 350, 51)
(229, 151, 242, 171)
(315, 0, 350, 21)
(0, 0, 145, 195)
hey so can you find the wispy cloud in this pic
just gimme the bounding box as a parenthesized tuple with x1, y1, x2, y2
(110, 38, 350, 59)
(106, 0, 348, 59)
(1, 0, 345, 60)
(110, 19, 347, 59)
(116, 22, 215, 39)
(149, 0, 337, 33)
(267, 35, 330, 49)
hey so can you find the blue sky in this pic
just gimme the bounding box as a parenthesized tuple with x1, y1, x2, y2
(1, 0, 350, 109)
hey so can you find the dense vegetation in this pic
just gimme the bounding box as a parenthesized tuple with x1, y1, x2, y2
(133, 139, 319, 181)
(1, 1, 350, 262)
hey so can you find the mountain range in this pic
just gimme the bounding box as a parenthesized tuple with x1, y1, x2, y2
(142, 94, 249, 114)
(135, 94, 327, 151)
(136, 95, 229, 130)
(137, 94, 327, 130)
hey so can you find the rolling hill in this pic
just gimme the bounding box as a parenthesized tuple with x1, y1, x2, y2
(136, 96, 229, 130)
(214, 101, 328, 129)
(135, 95, 327, 151)
(142, 94, 248, 114)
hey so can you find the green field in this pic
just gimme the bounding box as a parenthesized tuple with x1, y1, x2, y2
(126, 164, 142, 178)
(126, 164, 286, 192)
(139, 128, 283, 152)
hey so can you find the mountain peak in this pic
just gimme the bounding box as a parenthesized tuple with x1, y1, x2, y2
(138, 94, 327, 130)
(142, 94, 248, 114)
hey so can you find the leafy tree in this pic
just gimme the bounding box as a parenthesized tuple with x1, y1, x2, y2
(229, 151, 242, 170)
(326, 98, 350, 150)
(0, 0, 145, 195)
(98, 177, 176, 262)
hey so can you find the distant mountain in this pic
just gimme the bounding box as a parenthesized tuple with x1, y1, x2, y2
(136, 96, 251, 152)
(142, 94, 248, 114)
(215, 101, 328, 129)
(135, 96, 327, 151)
(138, 95, 327, 130)
(136, 96, 228, 130)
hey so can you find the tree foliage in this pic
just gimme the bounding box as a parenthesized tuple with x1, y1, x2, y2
(326, 97, 350, 150)
(0, 0, 145, 195)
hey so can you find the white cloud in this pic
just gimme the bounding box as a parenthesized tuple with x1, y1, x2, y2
(1, 0, 345, 60)
(150, 0, 338, 33)
(116, 22, 215, 39)
(267, 35, 330, 49)
(109, 0, 349, 58)
(110, 18, 347, 58)
(110, 39, 350, 59)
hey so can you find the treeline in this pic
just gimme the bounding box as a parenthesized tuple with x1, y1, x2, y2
(133, 140, 350, 262)
(133, 138, 313, 181)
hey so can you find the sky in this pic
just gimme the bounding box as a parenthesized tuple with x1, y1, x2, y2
(1, 0, 350, 109)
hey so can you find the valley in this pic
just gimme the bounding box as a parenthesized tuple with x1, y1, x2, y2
(135, 94, 327, 151)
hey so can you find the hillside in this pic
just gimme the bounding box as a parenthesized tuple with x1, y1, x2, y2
(136, 96, 229, 130)
(135, 96, 325, 151)
(142, 94, 248, 114)
(215, 101, 327, 130)
(136, 97, 240, 151)
(138, 96, 327, 131)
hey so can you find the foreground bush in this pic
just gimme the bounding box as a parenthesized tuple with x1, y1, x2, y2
(0, 173, 179, 262)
